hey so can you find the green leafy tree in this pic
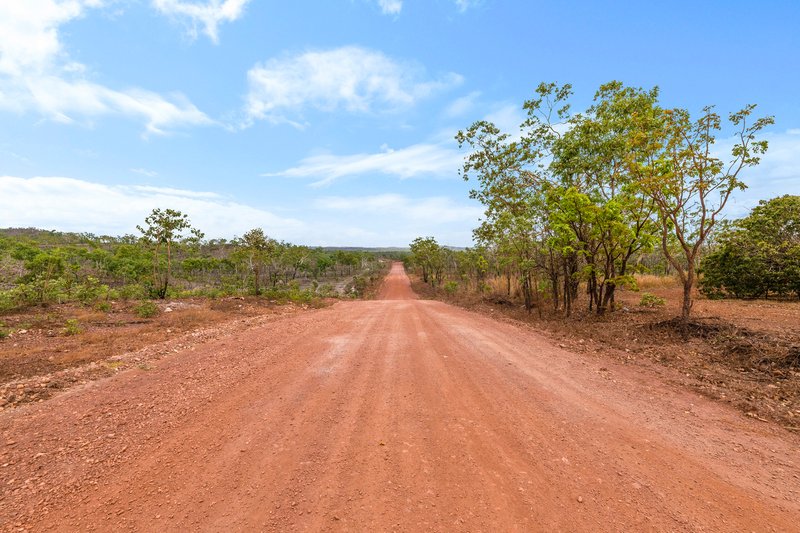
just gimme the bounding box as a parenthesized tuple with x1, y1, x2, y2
(137, 208, 204, 299)
(701, 195, 800, 298)
(409, 237, 444, 285)
(637, 104, 774, 321)
(456, 83, 572, 312)
(238, 228, 272, 295)
(549, 82, 661, 313)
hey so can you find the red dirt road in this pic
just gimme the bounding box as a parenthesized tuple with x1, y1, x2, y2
(1, 263, 799, 531)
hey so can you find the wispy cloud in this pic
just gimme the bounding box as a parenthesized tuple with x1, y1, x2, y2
(0, 176, 302, 238)
(370, 0, 476, 16)
(376, 0, 402, 15)
(244, 46, 462, 126)
(0, 1, 212, 135)
(130, 168, 159, 178)
(152, 0, 252, 43)
(316, 194, 482, 223)
(444, 91, 481, 118)
(453, 0, 481, 12)
(718, 130, 800, 216)
(265, 141, 463, 186)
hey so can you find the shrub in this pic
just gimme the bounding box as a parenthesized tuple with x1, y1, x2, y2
(700, 195, 800, 299)
(94, 301, 112, 313)
(317, 283, 337, 297)
(443, 281, 458, 295)
(134, 301, 159, 318)
(63, 318, 82, 335)
(0, 328, 8, 339)
(639, 293, 666, 308)
(116, 284, 147, 301)
(75, 276, 109, 305)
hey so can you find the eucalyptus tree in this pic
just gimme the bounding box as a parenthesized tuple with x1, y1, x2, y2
(237, 228, 273, 295)
(137, 208, 204, 299)
(409, 236, 444, 285)
(456, 82, 572, 312)
(549, 82, 661, 313)
(636, 104, 773, 321)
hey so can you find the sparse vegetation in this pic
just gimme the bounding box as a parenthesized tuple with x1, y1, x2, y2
(63, 319, 82, 336)
(639, 293, 666, 308)
(134, 301, 160, 319)
(0, 216, 393, 314)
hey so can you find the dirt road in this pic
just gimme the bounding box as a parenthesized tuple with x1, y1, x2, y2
(1, 263, 799, 531)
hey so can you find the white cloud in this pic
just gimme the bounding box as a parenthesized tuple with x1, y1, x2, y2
(376, 0, 402, 15)
(244, 46, 462, 125)
(130, 168, 159, 178)
(484, 103, 526, 138)
(0, 176, 303, 239)
(720, 130, 800, 217)
(444, 91, 480, 118)
(316, 194, 482, 223)
(152, 0, 251, 43)
(453, 0, 480, 12)
(265, 141, 463, 186)
(0, 1, 211, 134)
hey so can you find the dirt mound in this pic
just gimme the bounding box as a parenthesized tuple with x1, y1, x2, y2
(652, 316, 800, 370)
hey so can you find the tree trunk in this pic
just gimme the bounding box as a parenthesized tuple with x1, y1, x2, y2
(563, 262, 572, 318)
(600, 283, 616, 314)
(681, 281, 693, 321)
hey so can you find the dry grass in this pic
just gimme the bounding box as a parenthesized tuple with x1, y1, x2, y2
(0, 298, 288, 383)
(484, 275, 522, 297)
(634, 273, 679, 290)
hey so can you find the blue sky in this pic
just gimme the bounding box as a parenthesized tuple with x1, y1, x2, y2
(1, 0, 798, 246)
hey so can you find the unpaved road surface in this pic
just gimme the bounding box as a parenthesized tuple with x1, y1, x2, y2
(1, 263, 799, 531)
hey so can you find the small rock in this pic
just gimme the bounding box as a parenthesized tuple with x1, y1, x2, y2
(577, 496, 583, 503)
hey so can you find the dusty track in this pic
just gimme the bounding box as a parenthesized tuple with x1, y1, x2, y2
(1, 263, 799, 531)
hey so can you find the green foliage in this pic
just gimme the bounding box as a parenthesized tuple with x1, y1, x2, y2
(63, 318, 82, 336)
(0, 222, 397, 312)
(94, 301, 112, 313)
(443, 281, 458, 294)
(134, 301, 160, 318)
(452, 80, 772, 320)
(137, 208, 204, 299)
(639, 293, 666, 308)
(75, 276, 109, 305)
(409, 236, 445, 285)
(700, 195, 800, 299)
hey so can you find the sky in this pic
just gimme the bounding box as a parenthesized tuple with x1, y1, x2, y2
(1, 0, 799, 247)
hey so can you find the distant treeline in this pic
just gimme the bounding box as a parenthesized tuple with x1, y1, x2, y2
(0, 209, 399, 312)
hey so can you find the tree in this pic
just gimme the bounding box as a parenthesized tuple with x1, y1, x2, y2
(238, 228, 272, 295)
(456, 83, 571, 313)
(549, 82, 661, 314)
(700, 195, 800, 299)
(637, 104, 774, 321)
(409, 237, 444, 285)
(137, 208, 204, 299)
